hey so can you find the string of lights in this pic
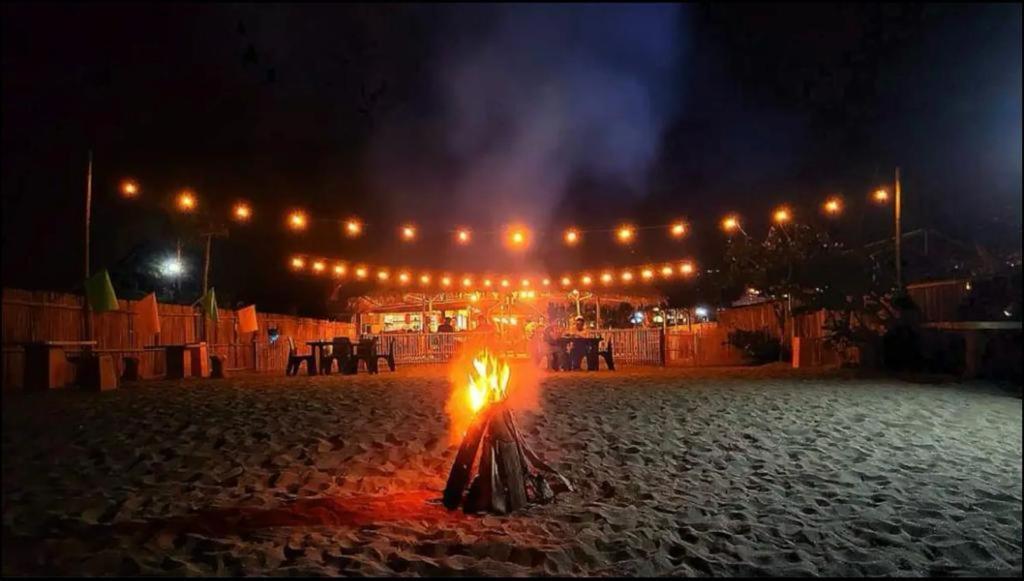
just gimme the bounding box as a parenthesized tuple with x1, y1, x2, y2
(111, 178, 894, 249)
(287, 255, 699, 291)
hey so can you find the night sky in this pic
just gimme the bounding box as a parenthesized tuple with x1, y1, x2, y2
(2, 3, 1021, 316)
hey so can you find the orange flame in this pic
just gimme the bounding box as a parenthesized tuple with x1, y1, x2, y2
(446, 345, 514, 444)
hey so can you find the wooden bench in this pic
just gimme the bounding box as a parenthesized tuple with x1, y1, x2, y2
(22, 341, 97, 391)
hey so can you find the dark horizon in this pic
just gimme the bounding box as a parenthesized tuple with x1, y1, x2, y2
(3, 3, 1021, 317)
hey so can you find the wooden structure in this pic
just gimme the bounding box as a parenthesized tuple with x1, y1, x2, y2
(443, 403, 572, 514)
(2, 288, 355, 390)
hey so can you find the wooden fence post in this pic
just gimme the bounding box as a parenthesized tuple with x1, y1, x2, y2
(659, 329, 666, 367)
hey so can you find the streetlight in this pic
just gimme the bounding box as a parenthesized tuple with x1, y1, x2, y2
(161, 256, 184, 277)
(455, 228, 472, 245)
(873, 168, 903, 289)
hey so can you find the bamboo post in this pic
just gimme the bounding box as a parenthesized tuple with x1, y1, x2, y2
(83, 150, 94, 342)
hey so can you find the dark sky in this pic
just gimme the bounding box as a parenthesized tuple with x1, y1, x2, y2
(2, 3, 1021, 315)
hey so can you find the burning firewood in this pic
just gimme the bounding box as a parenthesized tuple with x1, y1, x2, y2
(443, 349, 572, 514)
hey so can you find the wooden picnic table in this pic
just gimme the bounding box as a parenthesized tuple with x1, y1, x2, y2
(144, 342, 208, 379)
(306, 340, 337, 375)
(21, 341, 98, 390)
(922, 321, 1022, 379)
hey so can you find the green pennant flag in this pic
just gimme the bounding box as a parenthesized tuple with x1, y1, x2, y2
(201, 287, 218, 322)
(85, 269, 119, 313)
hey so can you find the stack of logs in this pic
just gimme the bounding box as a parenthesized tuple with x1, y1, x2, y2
(443, 403, 573, 514)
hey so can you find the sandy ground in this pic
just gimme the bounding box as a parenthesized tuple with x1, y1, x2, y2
(2, 365, 1021, 576)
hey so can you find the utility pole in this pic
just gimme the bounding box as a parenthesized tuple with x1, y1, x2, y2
(83, 150, 94, 341)
(894, 166, 903, 291)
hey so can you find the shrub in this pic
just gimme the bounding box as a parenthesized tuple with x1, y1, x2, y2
(727, 329, 781, 365)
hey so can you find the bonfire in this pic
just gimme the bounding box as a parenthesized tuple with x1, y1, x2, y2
(443, 348, 573, 514)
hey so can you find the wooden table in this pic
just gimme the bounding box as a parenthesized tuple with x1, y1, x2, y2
(306, 340, 336, 375)
(550, 336, 604, 371)
(146, 342, 208, 379)
(21, 341, 97, 390)
(922, 321, 1022, 379)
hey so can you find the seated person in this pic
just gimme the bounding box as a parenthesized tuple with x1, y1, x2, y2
(437, 317, 455, 333)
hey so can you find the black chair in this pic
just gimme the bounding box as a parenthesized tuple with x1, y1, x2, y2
(355, 339, 379, 374)
(323, 337, 356, 375)
(376, 338, 396, 372)
(286, 337, 317, 376)
(597, 339, 615, 371)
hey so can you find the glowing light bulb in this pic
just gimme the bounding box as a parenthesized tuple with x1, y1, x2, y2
(564, 228, 580, 245)
(772, 207, 792, 224)
(344, 218, 363, 237)
(616, 225, 636, 244)
(176, 190, 197, 212)
(823, 197, 843, 215)
(670, 222, 687, 238)
(120, 179, 139, 199)
(288, 211, 308, 231)
(233, 202, 252, 221)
